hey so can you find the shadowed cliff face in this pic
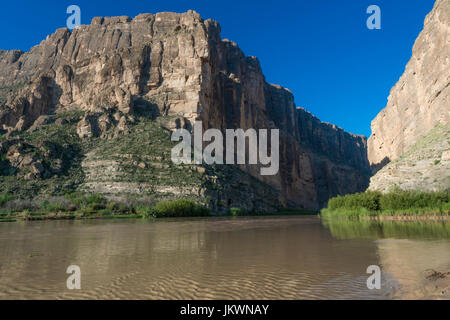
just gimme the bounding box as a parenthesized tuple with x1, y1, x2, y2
(0, 10, 370, 210)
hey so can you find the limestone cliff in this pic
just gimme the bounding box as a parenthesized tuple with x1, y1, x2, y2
(368, 0, 449, 169)
(368, 124, 450, 193)
(368, 0, 449, 192)
(0, 11, 370, 210)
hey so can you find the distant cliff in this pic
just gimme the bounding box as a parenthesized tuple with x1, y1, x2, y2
(0, 11, 370, 210)
(368, 0, 449, 192)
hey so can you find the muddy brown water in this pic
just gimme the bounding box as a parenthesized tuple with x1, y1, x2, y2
(0, 216, 448, 300)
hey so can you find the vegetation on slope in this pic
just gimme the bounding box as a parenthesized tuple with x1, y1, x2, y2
(0, 110, 86, 197)
(369, 124, 450, 193)
(0, 193, 212, 222)
(0, 108, 281, 214)
(0, 192, 314, 222)
(0, 82, 26, 104)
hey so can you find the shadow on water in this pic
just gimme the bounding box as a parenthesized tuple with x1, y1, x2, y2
(321, 218, 450, 240)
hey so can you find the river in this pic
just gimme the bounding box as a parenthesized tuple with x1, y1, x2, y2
(0, 216, 449, 299)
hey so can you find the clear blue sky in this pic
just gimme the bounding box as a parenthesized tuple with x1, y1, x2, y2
(0, 0, 436, 137)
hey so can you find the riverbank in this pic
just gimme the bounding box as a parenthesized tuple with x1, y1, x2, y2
(362, 215, 450, 221)
(321, 190, 450, 220)
(0, 193, 316, 222)
(321, 208, 450, 221)
(0, 210, 317, 223)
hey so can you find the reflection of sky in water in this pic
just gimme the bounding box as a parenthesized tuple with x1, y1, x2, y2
(0, 217, 448, 299)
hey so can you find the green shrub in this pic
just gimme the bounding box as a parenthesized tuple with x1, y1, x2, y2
(154, 200, 210, 218)
(379, 190, 448, 210)
(106, 202, 119, 211)
(17, 209, 32, 220)
(138, 206, 158, 219)
(65, 193, 107, 209)
(328, 192, 382, 211)
(87, 203, 106, 211)
(42, 201, 66, 212)
(228, 207, 256, 216)
(0, 193, 14, 207)
(117, 203, 132, 213)
(230, 207, 244, 216)
(324, 190, 449, 217)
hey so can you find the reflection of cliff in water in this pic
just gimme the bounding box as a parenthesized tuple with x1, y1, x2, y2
(0, 217, 385, 300)
(322, 219, 450, 299)
(376, 239, 450, 299)
(2, 217, 448, 300)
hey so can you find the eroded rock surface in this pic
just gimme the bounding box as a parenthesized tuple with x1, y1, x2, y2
(0, 10, 371, 210)
(368, 0, 449, 192)
(368, 0, 449, 169)
(369, 124, 450, 192)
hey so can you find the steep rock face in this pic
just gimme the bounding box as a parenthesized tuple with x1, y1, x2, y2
(0, 11, 370, 210)
(368, 0, 450, 193)
(197, 32, 370, 208)
(368, 0, 450, 169)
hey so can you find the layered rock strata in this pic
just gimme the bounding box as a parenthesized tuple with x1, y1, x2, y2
(0, 10, 371, 209)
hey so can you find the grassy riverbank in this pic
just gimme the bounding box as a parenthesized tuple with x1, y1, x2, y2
(0, 194, 209, 222)
(0, 193, 315, 222)
(321, 190, 450, 220)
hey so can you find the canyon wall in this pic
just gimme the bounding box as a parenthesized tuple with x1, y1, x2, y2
(368, 0, 449, 169)
(0, 11, 370, 210)
(368, 0, 449, 192)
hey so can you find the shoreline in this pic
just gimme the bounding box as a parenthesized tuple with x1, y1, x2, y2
(320, 212, 450, 222)
(3, 212, 450, 223)
(321, 190, 450, 222)
(362, 215, 450, 221)
(0, 210, 318, 223)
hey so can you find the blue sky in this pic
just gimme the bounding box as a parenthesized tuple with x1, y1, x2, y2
(0, 0, 436, 137)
